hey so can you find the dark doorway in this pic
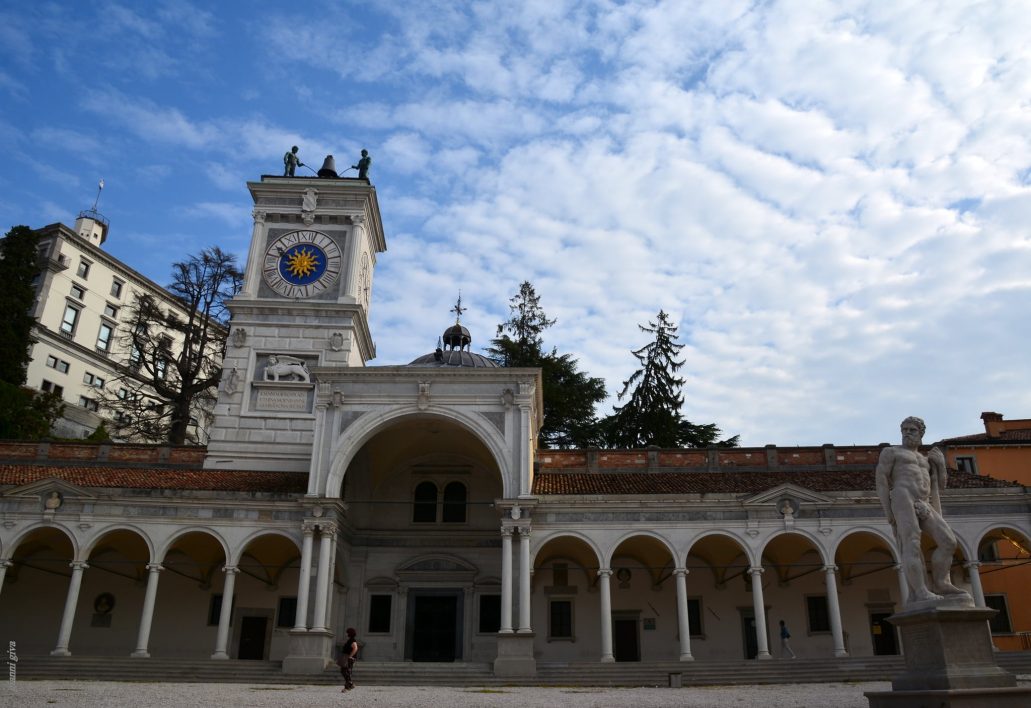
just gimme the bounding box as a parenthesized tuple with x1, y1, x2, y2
(870, 612, 899, 655)
(411, 594, 459, 661)
(238, 616, 268, 660)
(613, 618, 640, 662)
(741, 609, 759, 659)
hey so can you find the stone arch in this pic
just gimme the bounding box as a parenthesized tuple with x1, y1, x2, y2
(830, 526, 899, 562)
(324, 405, 513, 499)
(972, 525, 1031, 563)
(6, 521, 80, 560)
(684, 530, 755, 589)
(759, 529, 832, 567)
(685, 529, 757, 568)
(532, 532, 605, 588)
(607, 531, 678, 588)
(605, 530, 678, 568)
(531, 531, 604, 569)
(81, 524, 156, 564)
(155, 526, 230, 565)
(230, 528, 302, 567)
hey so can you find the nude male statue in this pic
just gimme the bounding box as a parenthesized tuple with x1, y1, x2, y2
(875, 416, 967, 603)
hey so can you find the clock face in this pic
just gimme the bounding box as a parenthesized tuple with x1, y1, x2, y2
(262, 229, 342, 298)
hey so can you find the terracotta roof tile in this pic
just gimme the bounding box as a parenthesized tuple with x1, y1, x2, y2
(0, 464, 307, 494)
(532, 469, 1018, 495)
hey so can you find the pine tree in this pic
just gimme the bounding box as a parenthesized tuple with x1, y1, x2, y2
(603, 310, 738, 449)
(0, 225, 42, 385)
(487, 282, 606, 448)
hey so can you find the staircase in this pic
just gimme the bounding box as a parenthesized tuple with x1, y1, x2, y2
(13, 652, 1031, 687)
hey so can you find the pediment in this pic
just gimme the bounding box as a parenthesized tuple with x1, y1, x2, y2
(741, 483, 833, 507)
(1, 477, 97, 502)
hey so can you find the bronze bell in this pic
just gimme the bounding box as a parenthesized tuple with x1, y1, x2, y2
(317, 155, 338, 178)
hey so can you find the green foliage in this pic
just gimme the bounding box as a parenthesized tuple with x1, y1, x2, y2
(85, 421, 113, 442)
(488, 282, 606, 448)
(0, 225, 42, 386)
(0, 381, 64, 440)
(602, 310, 737, 449)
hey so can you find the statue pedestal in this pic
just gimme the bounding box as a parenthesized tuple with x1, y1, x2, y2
(493, 632, 537, 678)
(866, 600, 1031, 707)
(281, 629, 335, 675)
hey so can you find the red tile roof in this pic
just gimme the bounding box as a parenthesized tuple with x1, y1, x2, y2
(0, 464, 307, 493)
(532, 469, 1018, 495)
(940, 430, 1031, 444)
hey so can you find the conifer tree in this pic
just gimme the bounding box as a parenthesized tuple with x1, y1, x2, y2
(488, 282, 606, 448)
(0, 225, 42, 385)
(603, 310, 738, 449)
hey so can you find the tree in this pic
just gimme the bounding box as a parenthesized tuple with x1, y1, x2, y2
(487, 282, 606, 448)
(602, 310, 738, 449)
(102, 247, 242, 445)
(0, 382, 64, 440)
(0, 225, 42, 385)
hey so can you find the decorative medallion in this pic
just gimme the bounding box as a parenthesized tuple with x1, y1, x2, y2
(262, 229, 342, 298)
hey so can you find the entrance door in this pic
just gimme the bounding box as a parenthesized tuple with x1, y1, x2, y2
(613, 618, 640, 662)
(870, 612, 899, 655)
(741, 610, 759, 659)
(411, 595, 458, 661)
(238, 616, 268, 660)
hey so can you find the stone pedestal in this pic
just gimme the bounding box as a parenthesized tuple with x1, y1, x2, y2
(866, 600, 1031, 707)
(493, 632, 537, 678)
(282, 629, 335, 675)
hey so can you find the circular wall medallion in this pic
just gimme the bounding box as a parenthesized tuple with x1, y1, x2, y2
(262, 229, 342, 298)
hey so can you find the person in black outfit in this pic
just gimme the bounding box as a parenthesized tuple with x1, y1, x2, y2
(338, 627, 359, 691)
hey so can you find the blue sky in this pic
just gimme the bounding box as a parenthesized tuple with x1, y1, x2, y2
(2, 1, 1030, 446)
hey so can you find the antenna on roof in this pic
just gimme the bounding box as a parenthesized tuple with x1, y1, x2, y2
(91, 178, 104, 211)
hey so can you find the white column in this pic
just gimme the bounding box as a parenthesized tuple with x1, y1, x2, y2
(311, 526, 333, 632)
(599, 569, 614, 662)
(211, 566, 238, 659)
(500, 528, 513, 634)
(241, 209, 267, 297)
(824, 565, 848, 657)
(131, 563, 163, 658)
(294, 525, 315, 630)
(0, 560, 11, 598)
(344, 215, 364, 301)
(894, 563, 909, 606)
(674, 568, 694, 661)
(965, 561, 986, 607)
(749, 567, 771, 659)
(517, 527, 532, 633)
(51, 561, 88, 656)
(323, 532, 338, 631)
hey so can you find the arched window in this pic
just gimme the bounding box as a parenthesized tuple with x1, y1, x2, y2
(412, 481, 437, 523)
(442, 481, 467, 523)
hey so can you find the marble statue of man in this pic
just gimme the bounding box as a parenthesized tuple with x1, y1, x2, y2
(875, 416, 967, 603)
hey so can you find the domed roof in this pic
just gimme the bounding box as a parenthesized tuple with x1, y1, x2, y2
(406, 294, 498, 369)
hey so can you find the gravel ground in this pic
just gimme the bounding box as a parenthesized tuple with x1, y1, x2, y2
(1, 680, 896, 708)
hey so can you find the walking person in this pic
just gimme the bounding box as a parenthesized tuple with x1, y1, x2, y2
(779, 619, 796, 658)
(338, 627, 360, 691)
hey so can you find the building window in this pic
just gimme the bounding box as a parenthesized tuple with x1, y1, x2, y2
(806, 595, 830, 633)
(412, 481, 437, 523)
(549, 600, 573, 640)
(78, 396, 99, 412)
(103, 303, 119, 319)
(110, 278, 124, 298)
(70, 283, 86, 300)
(479, 594, 501, 633)
(96, 323, 114, 352)
(368, 594, 392, 633)
(442, 481, 467, 523)
(60, 304, 80, 335)
(83, 372, 105, 388)
(45, 355, 70, 374)
(76, 259, 91, 279)
(979, 541, 1000, 563)
(984, 595, 1012, 633)
(117, 387, 129, 400)
(687, 598, 704, 637)
(41, 380, 64, 397)
(955, 456, 978, 475)
(276, 597, 297, 628)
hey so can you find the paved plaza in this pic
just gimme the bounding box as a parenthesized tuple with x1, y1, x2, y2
(3, 680, 894, 707)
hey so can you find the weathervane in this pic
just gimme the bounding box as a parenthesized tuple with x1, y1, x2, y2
(450, 292, 466, 324)
(92, 178, 104, 211)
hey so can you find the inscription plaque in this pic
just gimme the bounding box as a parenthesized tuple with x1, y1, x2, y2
(256, 389, 309, 412)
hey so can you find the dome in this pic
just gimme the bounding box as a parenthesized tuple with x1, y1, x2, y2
(407, 349, 499, 368)
(442, 323, 471, 350)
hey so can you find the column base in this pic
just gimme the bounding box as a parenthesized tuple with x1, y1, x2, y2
(282, 629, 335, 675)
(211, 651, 229, 660)
(130, 650, 150, 658)
(834, 649, 849, 657)
(756, 652, 772, 660)
(601, 656, 615, 663)
(679, 654, 695, 662)
(493, 632, 537, 678)
(49, 649, 71, 657)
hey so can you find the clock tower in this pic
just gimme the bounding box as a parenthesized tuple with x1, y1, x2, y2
(204, 175, 386, 471)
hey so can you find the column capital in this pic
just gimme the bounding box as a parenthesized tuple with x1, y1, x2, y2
(597, 568, 612, 578)
(673, 567, 689, 577)
(302, 521, 318, 535)
(317, 521, 337, 535)
(145, 563, 164, 573)
(0, 559, 12, 569)
(222, 565, 239, 575)
(518, 525, 531, 538)
(964, 560, 981, 570)
(351, 213, 366, 226)
(252, 208, 267, 223)
(748, 566, 764, 576)
(500, 526, 514, 538)
(822, 564, 838, 574)
(70, 561, 89, 571)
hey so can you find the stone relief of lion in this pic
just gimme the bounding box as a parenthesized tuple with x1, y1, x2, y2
(263, 354, 310, 383)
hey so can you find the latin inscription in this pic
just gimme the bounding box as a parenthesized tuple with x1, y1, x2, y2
(256, 389, 309, 412)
